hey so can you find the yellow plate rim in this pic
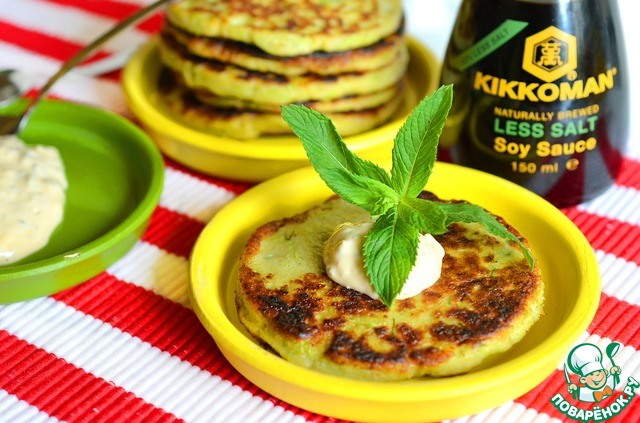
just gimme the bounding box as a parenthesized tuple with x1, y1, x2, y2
(188, 161, 600, 421)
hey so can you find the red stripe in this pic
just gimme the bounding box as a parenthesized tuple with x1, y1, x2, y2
(142, 206, 205, 258)
(43, 0, 165, 33)
(96, 68, 123, 83)
(164, 157, 251, 196)
(52, 273, 225, 370)
(0, 19, 110, 64)
(563, 208, 640, 265)
(51, 273, 345, 422)
(617, 157, 640, 190)
(589, 294, 640, 350)
(0, 330, 183, 422)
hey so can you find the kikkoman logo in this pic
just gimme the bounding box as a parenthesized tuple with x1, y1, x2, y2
(522, 26, 577, 82)
(550, 342, 639, 422)
(472, 23, 618, 102)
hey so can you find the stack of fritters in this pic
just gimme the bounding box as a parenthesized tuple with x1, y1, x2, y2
(158, 0, 408, 139)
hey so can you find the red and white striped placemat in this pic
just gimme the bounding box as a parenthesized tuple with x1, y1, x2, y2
(1, 1, 639, 422)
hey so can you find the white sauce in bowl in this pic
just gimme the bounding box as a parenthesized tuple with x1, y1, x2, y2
(0, 135, 67, 265)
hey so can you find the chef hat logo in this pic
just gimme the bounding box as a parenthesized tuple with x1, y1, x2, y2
(568, 343, 605, 376)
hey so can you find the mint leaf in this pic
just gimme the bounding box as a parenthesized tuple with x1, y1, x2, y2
(390, 85, 452, 198)
(363, 206, 419, 306)
(281, 85, 535, 308)
(281, 104, 392, 186)
(323, 168, 399, 216)
(400, 197, 448, 235)
(434, 201, 535, 268)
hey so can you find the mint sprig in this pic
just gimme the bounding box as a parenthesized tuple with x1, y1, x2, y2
(281, 84, 534, 306)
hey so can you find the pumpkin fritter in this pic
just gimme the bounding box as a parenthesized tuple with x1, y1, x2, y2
(236, 193, 544, 381)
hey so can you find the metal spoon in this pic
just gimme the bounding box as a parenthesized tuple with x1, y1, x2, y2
(0, 0, 172, 137)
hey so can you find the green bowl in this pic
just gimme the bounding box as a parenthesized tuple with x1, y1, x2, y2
(0, 100, 164, 304)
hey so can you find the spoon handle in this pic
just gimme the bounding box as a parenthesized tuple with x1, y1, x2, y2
(23, 0, 172, 119)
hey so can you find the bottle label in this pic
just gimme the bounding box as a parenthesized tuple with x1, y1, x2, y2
(470, 24, 620, 183)
(440, 1, 629, 207)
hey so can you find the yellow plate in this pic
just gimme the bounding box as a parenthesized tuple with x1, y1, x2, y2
(122, 37, 438, 182)
(188, 161, 600, 422)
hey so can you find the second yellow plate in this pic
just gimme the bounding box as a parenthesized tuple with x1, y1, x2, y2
(189, 161, 600, 422)
(122, 37, 438, 182)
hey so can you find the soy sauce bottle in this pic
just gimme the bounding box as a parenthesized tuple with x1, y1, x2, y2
(439, 0, 629, 207)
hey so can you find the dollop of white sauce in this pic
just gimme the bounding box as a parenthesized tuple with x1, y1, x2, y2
(322, 221, 445, 300)
(0, 135, 67, 265)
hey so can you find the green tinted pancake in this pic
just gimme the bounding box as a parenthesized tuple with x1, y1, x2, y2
(193, 83, 402, 114)
(158, 34, 409, 104)
(158, 73, 403, 139)
(162, 22, 405, 77)
(166, 0, 404, 56)
(236, 195, 544, 381)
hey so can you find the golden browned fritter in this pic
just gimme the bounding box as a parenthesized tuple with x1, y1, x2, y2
(162, 21, 405, 77)
(156, 0, 409, 139)
(236, 193, 544, 381)
(165, 0, 404, 56)
(157, 71, 403, 139)
(158, 32, 409, 104)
